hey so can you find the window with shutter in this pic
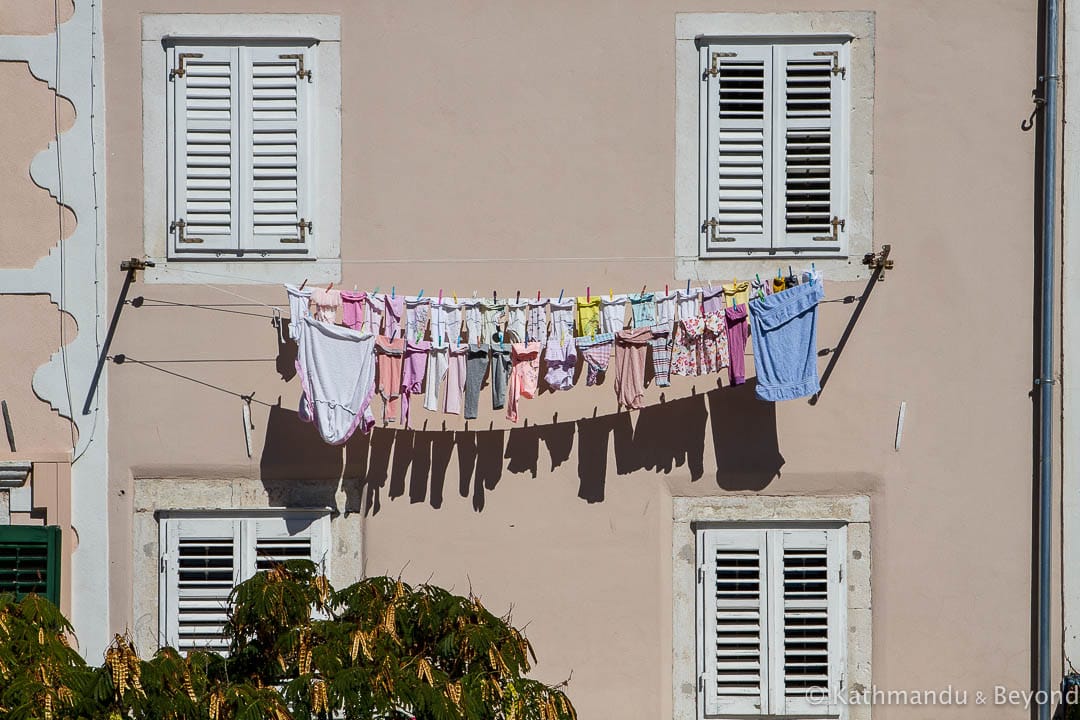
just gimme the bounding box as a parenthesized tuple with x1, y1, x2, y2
(697, 525, 845, 719)
(167, 42, 313, 258)
(698, 39, 849, 257)
(0, 525, 61, 605)
(160, 511, 329, 653)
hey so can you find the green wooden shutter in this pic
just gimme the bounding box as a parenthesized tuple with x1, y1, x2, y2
(0, 525, 61, 605)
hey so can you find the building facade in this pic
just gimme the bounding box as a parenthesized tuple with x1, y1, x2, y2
(0, 1, 1065, 719)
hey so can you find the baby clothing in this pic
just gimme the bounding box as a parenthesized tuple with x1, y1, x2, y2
(614, 327, 653, 410)
(430, 300, 462, 344)
(490, 344, 512, 410)
(340, 290, 366, 331)
(310, 288, 342, 324)
(675, 288, 701, 322)
(544, 335, 577, 391)
(423, 343, 450, 412)
(629, 293, 656, 327)
(576, 332, 615, 386)
(671, 316, 707, 377)
(722, 281, 750, 309)
(648, 324, 672, 387)
(399, 340, 431, 428)
(701, 286, 725, 315)
(405, 297, 431, 342)
(480, 300, 506, 344)
(549, 298, 575, 344)
(575, 297, 602, 337)
(461, 299, 483, 342)
(749, 281, 824, 401)
(384, 295, 405, 338)
(444, 343, 468, 414)
(295, 316, 376, 445)
(506, 342, 541, 423)
(655, 292, 677, 331)
(364, 293, 385, 334)
(600, 295, 629, 334)
(464, 344, 490, 419)
(772, 277, 787, 294)
(725, 303, 750, 386)
(750, 278, 772, 302)
(504, 300, 529, 343)
(526, 299, 549, 342)
(785, 273, 800, 290)
(285, 284, 312, 342)
(374, 336, 404, 424)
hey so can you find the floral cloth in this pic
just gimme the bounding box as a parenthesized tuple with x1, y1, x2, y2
(671, 312, 729, 377)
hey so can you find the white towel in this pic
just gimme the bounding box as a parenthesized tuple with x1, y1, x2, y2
(296, 316, 376, 445)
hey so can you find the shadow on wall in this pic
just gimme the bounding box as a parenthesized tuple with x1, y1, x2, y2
(259, 383, 784, 514)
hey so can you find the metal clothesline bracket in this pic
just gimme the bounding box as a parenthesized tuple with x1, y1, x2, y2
(861, 244, 894, 281)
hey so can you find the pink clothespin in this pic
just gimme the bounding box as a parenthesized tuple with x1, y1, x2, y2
(586, 287, 590, 302)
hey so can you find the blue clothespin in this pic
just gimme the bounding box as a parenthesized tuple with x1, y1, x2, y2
(392, 286, 395, 298)
(417, 289, 424, 299)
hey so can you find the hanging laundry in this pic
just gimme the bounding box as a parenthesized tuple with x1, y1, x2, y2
(544, 335, 577, 391)
(614, 327, 653, 410)
(802, 266, 822, 285)
(423, 342, 450, 412)
(648, 324, 672, 387)
(430, 300, 462, 344)
(405, 297, 431, 342)
(671, 289, 706, 377)
(506, 342, 541, 423)
(725, 303, 750, 386)
(340, 290, 366, 331)
(751, 277, 772, 300)
(600, 295, 629, 334)
(490, 343, 512, 410)
(374, 335, 404, 424)
(549, 297, 575, 344)
(772, 277, 787, 294)
(464, 344, 490, 420)
(285, 284, 312, 341)
(576, 332, 615, 386)
(630, 292, 656, 327)
(701, 287, 730, 375)
(504, 300, 529, 343)
(784, 272, 800, 290)
(364, 292, 385, 334)
(311, 287, 342, 324)
(526, 298, 549, 343)
(575, 296, 602, 337)
(748, 281, 824, 401)
(295, 316, 376, 445)
(721, 280, 750, 308)
(444, 343, 468, 415)
(384, 295, 405, 338)
(461, 298, 483, 342)
(480, 299, 506, 344)
(399, 340, 431, 427)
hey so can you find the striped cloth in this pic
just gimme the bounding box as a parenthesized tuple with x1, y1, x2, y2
(576, 332, 615, 386)
(648, 325, 672, 387)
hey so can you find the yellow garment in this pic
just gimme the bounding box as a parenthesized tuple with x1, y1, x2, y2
(772, 278, 786, 294)
(722, 281, 750, 307)
(576, 297, 602, 336)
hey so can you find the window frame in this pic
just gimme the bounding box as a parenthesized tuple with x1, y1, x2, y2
(675, 12, 875, 282)
(141, 14, 342, 285)
(695, 524, 847, 718)
(157, 509, 330, 652)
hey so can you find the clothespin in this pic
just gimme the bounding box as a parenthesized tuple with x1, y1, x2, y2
(438, 289, 443, 304)
(609, 289, 613, 300)
(587, 287, 590, 302)
(641, 284, 647, 297)
(299, 278, 308, 291)
(353, 283, 358, 291)
(327, 282, 334, 291)
(453, 292, 458, 303)
(272, 307, 284, 344)
(516, 290, 521, 303)
(241, 394, 254, 458)
(537, 290, 542, 302)
(373, 286, 379, 295)
(418, 289, 424, 299)
(686, 279, 691, 294)
(665, 284, 669, 296)
(391, 286, 395, 298)
(493, 290, 498, 303)
(778, 268, 782, 279)
(558, 289, 564, 302)
(756, 273, 761, 284)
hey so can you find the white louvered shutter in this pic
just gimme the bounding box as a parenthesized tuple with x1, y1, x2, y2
(161, 516, 239, 653)
(699, 44, 772, 254)
(773, 44, 847, 253)
(700, 529, 769, 715)
(169, 45, 241, 254)
(245, 513, 328, 577)
(242, 46, 312, 255)
(769, 527, 845, 716)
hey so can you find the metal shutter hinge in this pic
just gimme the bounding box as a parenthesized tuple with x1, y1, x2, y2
(706, 51, 737, 78)
(703, 218, 736, 243)
(813, 50, 847, 79)
(280, 218, 312, 244)
(171, 219, 205, 244)
(169, 52, 204, 80)
(813, 216, 845, 243)
(279, 54, 312, 81)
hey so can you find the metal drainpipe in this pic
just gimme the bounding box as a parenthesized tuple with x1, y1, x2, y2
(1038, 0, 1060, 717)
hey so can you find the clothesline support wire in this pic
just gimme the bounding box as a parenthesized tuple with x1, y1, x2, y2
(109, 354, 274, 408)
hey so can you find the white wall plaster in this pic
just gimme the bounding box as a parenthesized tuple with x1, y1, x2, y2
(0, 0, 110, 657)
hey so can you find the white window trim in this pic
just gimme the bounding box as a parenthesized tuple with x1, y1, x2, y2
(673, 496, 872, 720)
(157, 508, 331, 651)
(141, 14, 342, 284)
(675, 12, 875, 282)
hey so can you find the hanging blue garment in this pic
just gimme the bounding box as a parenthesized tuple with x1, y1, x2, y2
(748, 281, 824, 402)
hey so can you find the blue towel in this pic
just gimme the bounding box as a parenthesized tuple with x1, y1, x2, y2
(748, 281, 824, 401)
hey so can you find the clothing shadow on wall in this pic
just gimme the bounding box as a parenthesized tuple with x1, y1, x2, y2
(260, 402, 354, 509)
(276, 320, 298, 381)
(708, 381, 784, 490)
